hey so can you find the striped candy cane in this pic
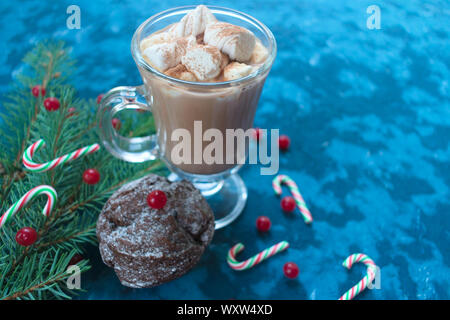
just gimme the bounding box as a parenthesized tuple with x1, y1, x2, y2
(0, 185, 57, 228)
(23, 139, 100, 172)
(272, 174, 313, 224)
(227, 241, 289, 271)
(338, 253, 378, 300)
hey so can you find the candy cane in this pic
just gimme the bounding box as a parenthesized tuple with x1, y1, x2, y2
(272, 174, 313, 224)
(227, 241, 289, 271)
(23, 139, 100, 172)
(0, 185, 57, 228)
(338, 253, 378, 300)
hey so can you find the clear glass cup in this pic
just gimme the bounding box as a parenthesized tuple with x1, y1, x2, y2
(97, 5, 276, 229)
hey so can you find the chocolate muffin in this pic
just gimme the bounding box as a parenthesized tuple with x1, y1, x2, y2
(96, 174, 215, 288)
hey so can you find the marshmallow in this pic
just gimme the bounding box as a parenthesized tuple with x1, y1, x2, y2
(220, 52, 230, 70)
(165, 64, 197, 81)
(175, 35, 197, 55)
(169, 5, 217, 37)
(142, 36, 196, 71)
(204, 22, 256, 62)
(182, 45, 223, 81)
(142, 42, 180, 71)
(223, 62, 253, 81)
(250, 40, 269, 64)
(140, 32, 173, 51)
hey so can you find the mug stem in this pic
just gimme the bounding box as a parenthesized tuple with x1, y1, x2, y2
(192, 180, 225, 196)
(167, 172, 247, 229)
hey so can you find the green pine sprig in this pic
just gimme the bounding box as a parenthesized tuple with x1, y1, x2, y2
(0, 41, 166, 300)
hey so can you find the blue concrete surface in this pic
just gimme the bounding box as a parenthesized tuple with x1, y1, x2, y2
(0, 0, 449, 299)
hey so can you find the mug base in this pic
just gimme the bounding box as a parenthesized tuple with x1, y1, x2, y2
(167, 172, 247, 230)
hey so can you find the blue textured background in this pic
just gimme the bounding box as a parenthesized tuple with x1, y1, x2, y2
(1, 0, 449, 299)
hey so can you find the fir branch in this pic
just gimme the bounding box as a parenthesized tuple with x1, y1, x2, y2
(36, 225, 96, 251)
(2, 251, 90, 300)
(1, 42, 71, 203)
(0, 41, 166, 300)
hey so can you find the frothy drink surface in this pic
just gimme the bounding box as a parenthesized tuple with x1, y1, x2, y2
(138, 5, 271, 175)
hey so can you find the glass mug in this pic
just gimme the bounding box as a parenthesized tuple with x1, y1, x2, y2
(97, 5, 276, 229)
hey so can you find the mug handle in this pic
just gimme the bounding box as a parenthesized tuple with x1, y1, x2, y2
(97, 85, 158, 162)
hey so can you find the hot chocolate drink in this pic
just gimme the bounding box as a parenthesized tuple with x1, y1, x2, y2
(97, 5, 276, 228)
(138, 5, 271, 175)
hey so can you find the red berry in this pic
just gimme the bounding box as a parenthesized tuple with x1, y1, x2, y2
(67, 107, 76, 117)
(43, 97, 60, 111)
(283, 262, 300, 279)
(68, 253, 84, 266)
(147, 190, 167, 209)
(112, 118, 121, 130)
(256, 216, 271, 232)
(253, 128, 262, 141)
(96, 94, 104, 104)
(281, 196, 296, 212)
(16, 227, 38, 246)
(82, 168, 100, 185)
(31, 85, 46, 97)
(279, 135, 291, 150)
